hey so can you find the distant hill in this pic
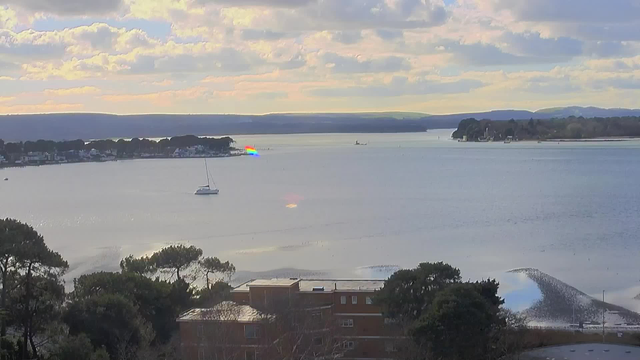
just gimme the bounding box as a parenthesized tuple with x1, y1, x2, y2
(510, 268, 640, 325)
(535, 107, 640, 118)
(2, 107, 640, 141)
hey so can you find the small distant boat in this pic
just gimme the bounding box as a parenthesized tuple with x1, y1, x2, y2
(3, 178, 7, 181)
(355, 140, 368, 146)
(195, 159, 219, 195)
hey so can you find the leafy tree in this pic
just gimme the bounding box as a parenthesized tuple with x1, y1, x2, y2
(0, 218, 26, 337)
(3, 143, 21, 154)
(11, 273, 65, 358)
(48, 333, 94, 360)
(410, 282, 505, 360)
(452, 118, 480, 139)
(0, 219, 68, 358)
(0, 337, 20, 360)
(119, 255, 156, 276)
(71, 271, 184, 345)
(193, 282, 232, 308)
(375, 262, 461, 322)
(199, 257, 235, 289)
(13, 229, 68, 359)
(64, 294, 154, 359)
(150, 245, 203, 281)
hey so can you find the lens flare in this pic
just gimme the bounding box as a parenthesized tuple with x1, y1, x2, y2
(245, 146, 260, 157)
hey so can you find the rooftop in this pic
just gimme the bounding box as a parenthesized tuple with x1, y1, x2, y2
(248, 278, 301, 287)
(178, 302, 266, 323)
(232, 279, 385, 293)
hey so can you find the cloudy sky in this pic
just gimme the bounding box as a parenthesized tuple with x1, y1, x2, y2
(0, 0, 639, 114)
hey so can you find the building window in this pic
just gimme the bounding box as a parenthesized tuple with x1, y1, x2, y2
(342, 341, 355, 350)
(245, 350, 257, 360)
(366, 296, 373, 305)
(313, 337, 324, 346)
(197, 324, 204, 337)
(198, 348, 205, 360)
(385, 341, 398, 352)
(340, 296, 346, 304)
(244, 324, 259, 339)
(351, 295, 357, 304)
(340, 319, 354, 328)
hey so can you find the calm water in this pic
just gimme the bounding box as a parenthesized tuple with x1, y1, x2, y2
(2, 130, 640, 304)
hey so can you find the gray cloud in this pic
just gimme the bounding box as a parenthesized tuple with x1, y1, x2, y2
(330, 31, 363, 44)
(118, 48, 303, 75)
(440, 42, 540, 66)
(197, 0, 313, 7)
(278, 55, 306, 70)
(500, 32, 583, 58)
(1, 0, 124, 15)
(433, 40, 584, 66)
(591, 77, 640, 90)
(548, 23, 640, 42)
(310, 76, 483, 97)
(310, 0, 447, 29)
(131, 48, 261, 74)
(77, 25, 120, 51)
(490, 0, 640, 23)
(521, 75, 579, 94)
(0, 30, 67, 61)
(583, 41, 637, 58)
(260, 0, 447, 31)
(241, 29, 289, 41)
(322, 52, 410, 73)
(376, 29, 403, 41)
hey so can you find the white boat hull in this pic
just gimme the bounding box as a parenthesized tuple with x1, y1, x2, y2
(195, 188, 219, 195)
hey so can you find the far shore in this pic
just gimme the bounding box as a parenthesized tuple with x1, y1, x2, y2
(0, 152, 246, 170)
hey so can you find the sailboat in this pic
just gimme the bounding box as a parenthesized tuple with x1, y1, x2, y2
(195, 159, 219, 195)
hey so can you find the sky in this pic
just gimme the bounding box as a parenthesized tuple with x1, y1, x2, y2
(0, 0, 639, 115)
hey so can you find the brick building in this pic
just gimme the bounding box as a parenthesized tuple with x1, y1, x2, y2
(178, 279, 404, 360)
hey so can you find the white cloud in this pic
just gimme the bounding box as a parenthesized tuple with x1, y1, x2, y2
(43, 86, 101, 96)
(310, 75, 484, 97)
(322, 52, 411, 73)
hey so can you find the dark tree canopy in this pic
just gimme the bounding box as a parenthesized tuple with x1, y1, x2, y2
(411, 282, 505, 360)
(71, 271, 187, 344)
(150, 245, 203, 281)
(375, 262, 461, 321)
(452, 116, 640, 141)
(64, 294, 153, 359)
(0, 135, 235, 157)
(200, 257, 236, 288)
(119, 255, 157, 276)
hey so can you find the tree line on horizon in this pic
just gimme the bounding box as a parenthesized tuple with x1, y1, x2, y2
(452, 116, 640, 141)
(0, 135, 235, 158)
(0, 218, 532, 360)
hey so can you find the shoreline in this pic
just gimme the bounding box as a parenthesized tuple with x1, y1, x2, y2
(458, 137, 640, 143)
(0, 152, 245, 170)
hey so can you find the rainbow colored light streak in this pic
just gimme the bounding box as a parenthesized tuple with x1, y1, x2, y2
(245, 146, 260, 157)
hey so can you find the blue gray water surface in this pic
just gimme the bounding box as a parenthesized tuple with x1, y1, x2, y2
(1, 130, 640, 305)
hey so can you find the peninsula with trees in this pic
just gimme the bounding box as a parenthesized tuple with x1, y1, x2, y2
(452, 116, 640, 142)
(0, 135, 238, 168)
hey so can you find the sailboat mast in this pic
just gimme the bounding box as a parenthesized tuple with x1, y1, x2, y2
(204, 159, 210, 187)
